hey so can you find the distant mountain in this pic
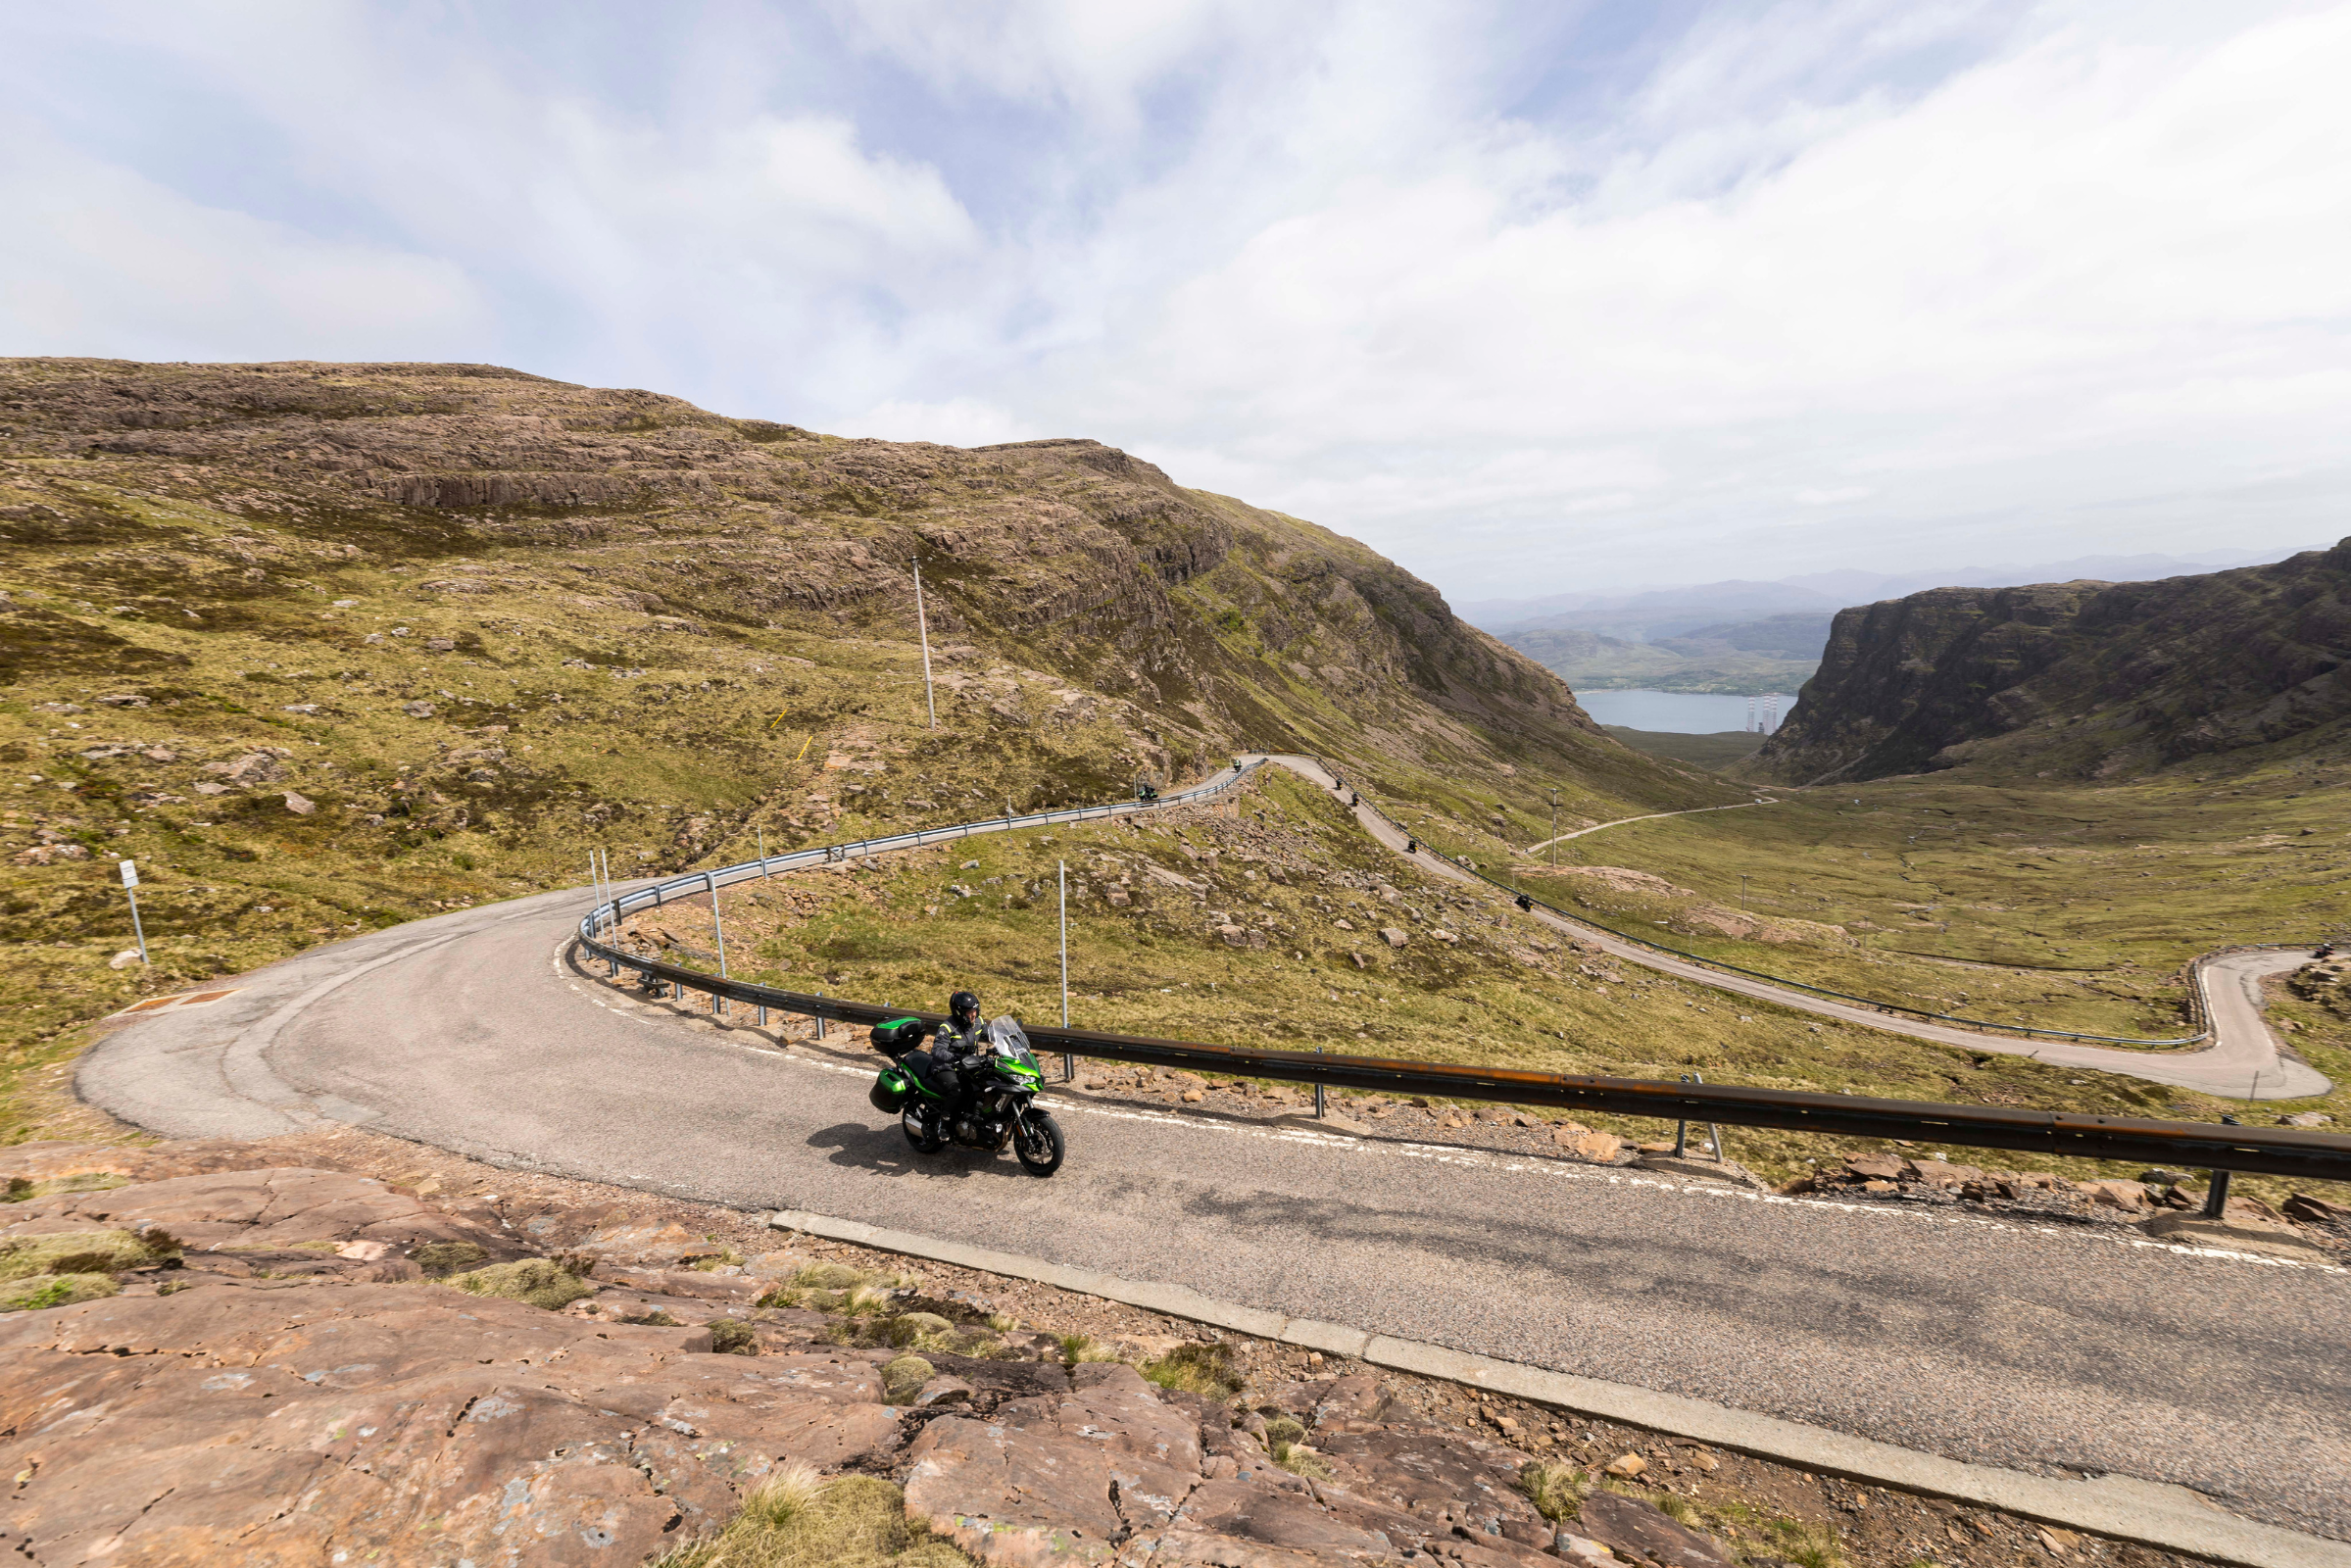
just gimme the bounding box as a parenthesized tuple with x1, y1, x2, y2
(1738, 544, 2350, 785)
(1654, 612, 1837, 660)
(1461, 549, 2296, 639)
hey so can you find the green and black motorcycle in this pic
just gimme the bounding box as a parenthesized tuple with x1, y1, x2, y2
(868, 1014, 1064, 1176)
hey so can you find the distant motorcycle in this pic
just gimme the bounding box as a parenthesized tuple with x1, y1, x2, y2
(868, 1015, 1064, 1176)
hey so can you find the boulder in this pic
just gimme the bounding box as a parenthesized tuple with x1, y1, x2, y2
(1556, 1131, 1625, 1164)
(1577, 1491, 1737, 1568)
(1381, 928, 1408, 949)
(1838, 1155, 1905, 1182)
(2283, 1193, 2350, 1226)
(1159, 1477, 1400, 1558)
(573, 1218, 705, 1266)
(2080, 1180, 2149, 1213)
(1311, 1424, 1550, 1544)
(905, 1415, 1177, 1564)
(915, 1375, 975, 1406)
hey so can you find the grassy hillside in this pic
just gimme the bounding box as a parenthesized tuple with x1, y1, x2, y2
(1602, 727, 1767, 770)
(1514, 754, 2347, 1043)
(0, 357, 1736, 1111)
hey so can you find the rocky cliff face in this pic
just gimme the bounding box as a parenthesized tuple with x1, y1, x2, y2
(1742, 545, 2348, 785)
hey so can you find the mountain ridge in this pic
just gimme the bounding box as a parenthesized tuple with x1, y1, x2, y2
(1738, 544, 2350, 785)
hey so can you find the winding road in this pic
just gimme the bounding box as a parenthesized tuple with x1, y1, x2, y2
(1284, 756, 2328, 1100)
(75, 756, 2348, 1546)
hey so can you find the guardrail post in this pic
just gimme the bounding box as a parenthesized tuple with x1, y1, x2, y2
(1314, 1046, 1326, 1118)
(816, 992, 826, 1041)
(2202, 1167, 2230, 1218)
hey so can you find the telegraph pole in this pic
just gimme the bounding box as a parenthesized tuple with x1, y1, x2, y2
(912, 559, 937, 729)
(1548, 788, 1559, 867)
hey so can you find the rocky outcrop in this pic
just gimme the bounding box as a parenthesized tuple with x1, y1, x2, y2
(1741, 544, 2349, 784)
(0, 1143, 919, 1564)
(0, 1137, 1762, 1567)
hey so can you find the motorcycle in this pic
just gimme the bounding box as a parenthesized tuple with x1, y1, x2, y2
(868, 1014, 1064, 1176)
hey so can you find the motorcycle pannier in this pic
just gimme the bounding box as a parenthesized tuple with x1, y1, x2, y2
(870, 1017, 927, 1057)
(869, 1066, 914, 1114)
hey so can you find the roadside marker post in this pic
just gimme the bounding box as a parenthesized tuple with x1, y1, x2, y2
(704, 870, 728, 1017)
(119, 859, 148, 965)
(752, 847, 769, 1026)
(1058, 860, 1074, 1082)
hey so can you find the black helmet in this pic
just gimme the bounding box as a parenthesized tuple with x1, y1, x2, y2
(949, 990, 980, 1025)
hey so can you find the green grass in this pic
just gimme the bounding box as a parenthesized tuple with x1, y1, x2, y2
(1140, 1341, 1244, 1398)
(1603, 727, 1768, 769)
(0, 1226, 176, 1280)
(1515, 756, 2347, 1045)
(654, 1471, 971, 1568)
(445, 1257, 594, 1310)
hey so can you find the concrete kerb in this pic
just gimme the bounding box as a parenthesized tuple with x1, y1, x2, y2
(766, 1207, 2340, 1568)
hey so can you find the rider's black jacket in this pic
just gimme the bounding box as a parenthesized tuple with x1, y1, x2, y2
(919, 1018, 989, 1108)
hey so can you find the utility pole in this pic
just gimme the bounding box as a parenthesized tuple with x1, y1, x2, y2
(1740, 874, 1749, 911)
(1548, 788, 1559, 867)
(912, 559, 937, 729)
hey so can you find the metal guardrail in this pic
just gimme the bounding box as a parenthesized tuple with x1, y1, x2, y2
(581, 760, 1264, 933)
(574, 764, 2349, 1184)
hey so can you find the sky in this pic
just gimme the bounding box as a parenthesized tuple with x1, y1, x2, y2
(3, 0, 2344, 600)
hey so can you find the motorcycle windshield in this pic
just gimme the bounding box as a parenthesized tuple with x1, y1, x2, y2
(988, 1016, 1043, 1076)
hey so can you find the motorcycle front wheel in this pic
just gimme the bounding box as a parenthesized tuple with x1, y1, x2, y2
(1012, 1109, 1064, 1176)
(903, 1107, 944, 1152)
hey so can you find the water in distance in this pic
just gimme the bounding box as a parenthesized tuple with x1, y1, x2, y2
(1577, 689, 1789, 734)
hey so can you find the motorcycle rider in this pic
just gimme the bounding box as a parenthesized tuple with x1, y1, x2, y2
(919, 990, 992, 1119)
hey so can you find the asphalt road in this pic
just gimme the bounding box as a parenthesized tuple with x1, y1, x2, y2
(1266, 755, 2331, 1100)
(81, 879, 2350, 1539)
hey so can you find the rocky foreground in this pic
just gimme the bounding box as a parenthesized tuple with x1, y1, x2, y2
(0, 1135, 2251, 1566)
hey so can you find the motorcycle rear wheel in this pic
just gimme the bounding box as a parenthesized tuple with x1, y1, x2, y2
(903, 1107, 944, 1153)
(1012, 1110, 1064, 1176)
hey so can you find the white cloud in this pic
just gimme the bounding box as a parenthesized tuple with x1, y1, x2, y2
(848, 397, 1039, 447)
(0, 122, 489, 361)
(3, 1, 2340, 598)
